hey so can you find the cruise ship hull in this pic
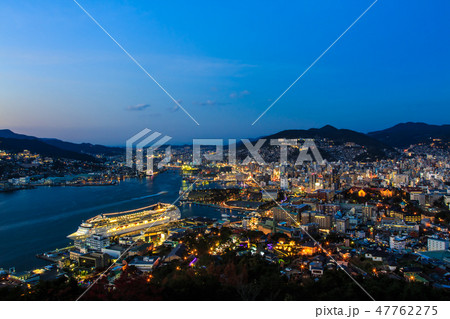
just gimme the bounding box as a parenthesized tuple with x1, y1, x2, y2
(67, 203, 180, 240)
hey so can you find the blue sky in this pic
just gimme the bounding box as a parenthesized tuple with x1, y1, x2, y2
(0, 0, 449, 145)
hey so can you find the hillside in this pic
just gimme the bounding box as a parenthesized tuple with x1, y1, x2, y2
(0, 129, 122, 156)
(261, 125, 397, 161)
(0, 137, 97, 162)
(368, 122, 450, 148)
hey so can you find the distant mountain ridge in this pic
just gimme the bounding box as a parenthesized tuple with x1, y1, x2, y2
(1, 122, 449, 162)
(368, 122, 450, 148)
(0, 129, 122, 159)
(0, 137, 97, 162)
(0, 129, 36, 140)
(263, 125, 397, 161)
(40, 138, 122, 156)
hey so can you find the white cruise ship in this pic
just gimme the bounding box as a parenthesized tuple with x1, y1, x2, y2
(67, 203, 180, 240)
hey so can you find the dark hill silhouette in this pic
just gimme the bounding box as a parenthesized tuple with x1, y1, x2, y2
(263, 125, 396, 160)
(368, 122, 450, 148)
(0, 137, 98, 162)
(0, 129, 122, 156)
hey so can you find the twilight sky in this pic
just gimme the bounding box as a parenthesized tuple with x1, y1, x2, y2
(0, 0, 449, 145)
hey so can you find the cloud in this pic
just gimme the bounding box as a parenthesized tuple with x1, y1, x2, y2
(126, 103, 151, 111)
(168, 100, 183, 112)
(168, 105, 179, 112)
(230, 90, 250, 99)
(198, 100, 230, 107)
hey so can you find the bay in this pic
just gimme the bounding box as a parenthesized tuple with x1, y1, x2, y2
(0, 170, 220, 271)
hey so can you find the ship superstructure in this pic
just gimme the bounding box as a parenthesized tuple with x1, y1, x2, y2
(67, 203, 180, 241)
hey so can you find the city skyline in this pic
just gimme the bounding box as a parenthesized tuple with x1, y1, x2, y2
(2, 0, 450, 307)
(1, 0, 449, 145)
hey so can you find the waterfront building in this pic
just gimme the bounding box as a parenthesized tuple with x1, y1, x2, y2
(86, 235, 110, 251)
(102, 244, 128, 259)
(129, 256, 160, 272)
(79, 252, 110, 268)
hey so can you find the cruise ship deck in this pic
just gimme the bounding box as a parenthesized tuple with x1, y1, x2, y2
(67, 203, 181, 240)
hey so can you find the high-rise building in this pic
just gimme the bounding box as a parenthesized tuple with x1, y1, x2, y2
(362, 205, 376, 222)
(314, 214, 332, 230)
(336, 218, 349, 234)
(273, 207, 297, 225)
(280, 177, 289, 190)
(86, 235, 110, 251)
(427, 237, 449, 251)
(301, 211, 316, 225)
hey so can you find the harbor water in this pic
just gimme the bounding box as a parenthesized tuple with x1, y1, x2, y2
(0, 170, 221, 271)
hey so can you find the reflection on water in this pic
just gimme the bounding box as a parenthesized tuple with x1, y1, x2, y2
(0, 170, 220, 271)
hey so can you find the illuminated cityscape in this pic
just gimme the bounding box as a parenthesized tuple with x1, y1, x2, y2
(1, 0, 450, 311)
(1, 131, 450, 301)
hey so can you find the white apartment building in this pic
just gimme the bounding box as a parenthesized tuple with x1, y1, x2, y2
(427, 237, 449, 251)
